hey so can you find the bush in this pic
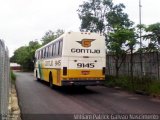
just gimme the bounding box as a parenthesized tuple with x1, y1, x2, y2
(105, 75, 160, 95)
(105, 75, 133, 91)
(10, 70, 16, 84)
(149, 80, 160, 96)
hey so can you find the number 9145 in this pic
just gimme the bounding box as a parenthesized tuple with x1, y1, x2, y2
(77, 63, 95, 68)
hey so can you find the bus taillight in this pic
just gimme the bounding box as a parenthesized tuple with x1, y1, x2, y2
(63, 67, 67, 76)
(102, 67, 105, 75)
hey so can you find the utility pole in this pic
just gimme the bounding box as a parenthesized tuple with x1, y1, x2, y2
(139, 0, 143, 77)
(139, 0, 142, 48)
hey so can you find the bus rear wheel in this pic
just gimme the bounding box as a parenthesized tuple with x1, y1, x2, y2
(49, 73, 53, 88)
(36, 71, 39, 81)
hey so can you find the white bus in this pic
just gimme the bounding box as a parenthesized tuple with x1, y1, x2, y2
(34, 32, 106, 87)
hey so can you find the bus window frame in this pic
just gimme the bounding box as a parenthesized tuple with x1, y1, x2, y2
(36, 38, 63, 60)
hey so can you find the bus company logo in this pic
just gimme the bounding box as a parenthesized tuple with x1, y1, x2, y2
(76, 39, 95, 47)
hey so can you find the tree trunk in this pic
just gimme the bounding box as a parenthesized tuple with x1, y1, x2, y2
(130, 47, 134, 91)
(115, 58, 119, 78)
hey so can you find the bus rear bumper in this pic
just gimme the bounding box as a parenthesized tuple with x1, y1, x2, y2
(61, 80, 105, 86)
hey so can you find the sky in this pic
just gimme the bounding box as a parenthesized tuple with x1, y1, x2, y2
(0, 0, 160, 57)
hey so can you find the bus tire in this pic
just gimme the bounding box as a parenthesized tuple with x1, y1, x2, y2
(36, 71, 39, 81)
(49, 73, 53, 88)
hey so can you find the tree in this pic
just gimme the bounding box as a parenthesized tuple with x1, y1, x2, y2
(136, 23, 160, 52)
(41, 29, 64, 45)
(144, 23, 160, 52)
(136, 24, 146, 53)
(108, 27, 136, 77)
(10, 41, 41, 71)
(125, 29, 137, 90)
(56, 29, 64, 38)
(78, 0, 112, 33)
(78, 0, 135, 77)
(11, 29, 64, 71)
(78, 0, 133, 33)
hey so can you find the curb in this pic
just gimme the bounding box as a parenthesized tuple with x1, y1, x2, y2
(9, 84, 22, 120)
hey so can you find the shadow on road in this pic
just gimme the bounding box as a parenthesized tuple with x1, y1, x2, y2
(36, 79, 99, 95)
(54, 86, 99, 95)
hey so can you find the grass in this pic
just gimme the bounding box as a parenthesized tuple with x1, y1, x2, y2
(106, 75, 132, 90)
(10, 70, 16, 84)
(105, 75, 160, 96)
(149, 80, 160, 96)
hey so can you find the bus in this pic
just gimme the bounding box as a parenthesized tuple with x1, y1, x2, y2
(34, 32, 106, 87)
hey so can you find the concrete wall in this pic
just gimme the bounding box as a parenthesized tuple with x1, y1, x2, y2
(106, 52, 160, 79)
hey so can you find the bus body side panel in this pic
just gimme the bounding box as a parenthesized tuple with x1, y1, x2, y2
(52, 69, 61, 86)
(43, 69, 49, 82)
(35, 58, 62, 86)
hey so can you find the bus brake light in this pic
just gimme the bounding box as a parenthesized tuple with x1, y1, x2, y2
(63, 67, 67, 76)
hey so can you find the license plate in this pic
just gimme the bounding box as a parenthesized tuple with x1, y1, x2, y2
(81, 71, 90, 75)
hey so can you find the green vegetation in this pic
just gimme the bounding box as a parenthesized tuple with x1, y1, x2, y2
(10, 70, 16, 84)
(78, 0, 159, 78)
(137, 23, 160, 53)
(10, 41, 41, 71)
(41, 29, 64, 46)
(10, 29, 64, 71)
(149, 80, 160, 96)
(105, 75, 160, 96)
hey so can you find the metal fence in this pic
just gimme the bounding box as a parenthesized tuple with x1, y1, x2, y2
(0, 40, 10, 120)
(106, 52, 160, 80)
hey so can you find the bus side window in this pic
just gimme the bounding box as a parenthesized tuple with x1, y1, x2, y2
(46, 47, 48, 58)
(50, 45, 52, 57)
(40, 50, 42, 59)
(54, 42, 57, 56)
(49, 46, 51, 57)
(52, 45, 53, 57)
(43, 49, 45, 58)
(44, 48, 46, 58)
(53, 44, 56, 57)
(39, 51, 40, 59)
(57, 41, 60, 56)
(55, 42, 59, 56)
(41, 49, 43, 59)
(46, 48, 47, 58)
(48, 46, 51, 57)
(59, 40, 63, 56)
(50, 40, 63, 57)
(37, 52, 39, 60)
(43, 48, 46, 58)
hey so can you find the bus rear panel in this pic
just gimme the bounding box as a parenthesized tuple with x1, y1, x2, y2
(61, 32, 106, 86)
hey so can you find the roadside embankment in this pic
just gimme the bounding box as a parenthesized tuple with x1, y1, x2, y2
(9, 71, 21, 120)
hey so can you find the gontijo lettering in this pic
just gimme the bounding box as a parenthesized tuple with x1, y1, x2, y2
(71, 48, 100, 54)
